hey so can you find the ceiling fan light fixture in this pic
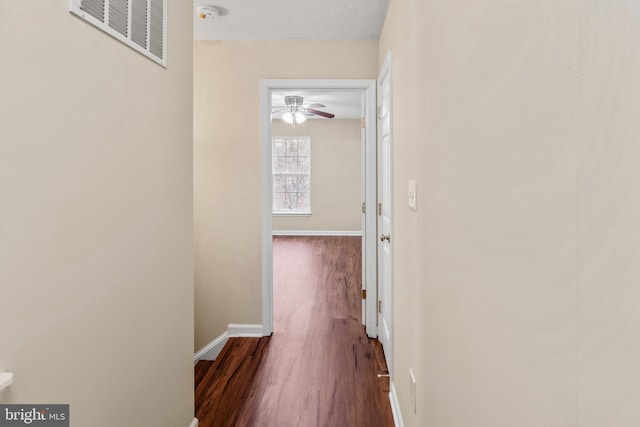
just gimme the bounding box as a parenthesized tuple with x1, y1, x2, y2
(276, 95, 334, 126)
(295, 112, 306, 124)
(282, 112, 294, 124)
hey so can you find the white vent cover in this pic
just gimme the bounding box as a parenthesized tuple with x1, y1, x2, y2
(70, 0, 167, 67)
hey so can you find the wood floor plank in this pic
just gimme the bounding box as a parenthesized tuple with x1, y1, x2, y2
(195, 360, 214, 390)
(195, 337, 239, 414)
(195, 236, 394, 427)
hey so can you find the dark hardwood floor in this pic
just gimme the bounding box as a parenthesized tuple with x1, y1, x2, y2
(195, 236, 394, 427)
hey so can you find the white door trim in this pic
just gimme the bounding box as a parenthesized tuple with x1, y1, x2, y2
(259, 79, 378, 337)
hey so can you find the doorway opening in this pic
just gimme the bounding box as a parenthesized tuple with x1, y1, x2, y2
(260, 79, 377, 338)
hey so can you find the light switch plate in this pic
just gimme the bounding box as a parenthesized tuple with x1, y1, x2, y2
(408, 179, 417, 211)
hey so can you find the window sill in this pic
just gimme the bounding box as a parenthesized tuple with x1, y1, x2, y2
(273, 212, 312, 217)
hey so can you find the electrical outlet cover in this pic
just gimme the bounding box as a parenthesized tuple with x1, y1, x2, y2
(408, 179, 417, 211)
(409, 368, 416, 413)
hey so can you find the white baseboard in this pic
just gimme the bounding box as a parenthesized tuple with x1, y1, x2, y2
(272, 230, 362, 236)
(188, 418, 198, 427)
(228, 323, 263, 337)
(194, 331, 229, 364)
(389, 380, 405, 427)
(194, 324, 264, 364)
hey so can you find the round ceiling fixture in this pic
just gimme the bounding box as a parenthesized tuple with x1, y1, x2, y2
(197, 5, 227, 20)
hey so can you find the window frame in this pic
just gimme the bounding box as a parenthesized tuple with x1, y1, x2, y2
(272, 136, 312, 215)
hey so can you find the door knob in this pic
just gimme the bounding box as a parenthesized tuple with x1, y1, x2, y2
(380, 234, 391, 242)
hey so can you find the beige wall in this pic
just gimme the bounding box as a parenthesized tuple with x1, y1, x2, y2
(378, 0, 422, 424)
(194, 41, 377, 351)
(381, 0, 640, 426)
(272, 119, 362, 232)
(0, 2, 194, 426)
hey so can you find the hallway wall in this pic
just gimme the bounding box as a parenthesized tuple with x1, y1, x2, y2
(0, 2, 194, 426)
(193, 40, 377, 351)
(381, 0, 640, 426)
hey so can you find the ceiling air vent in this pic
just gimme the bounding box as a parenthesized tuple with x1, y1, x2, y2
(70, 0, 167, 67)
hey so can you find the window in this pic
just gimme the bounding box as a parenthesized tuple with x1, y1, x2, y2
(273, 136, 311, 214)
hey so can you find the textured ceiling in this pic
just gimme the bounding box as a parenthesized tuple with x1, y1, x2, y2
(194, 0, 390, 41)
(272, 90, 363, 120)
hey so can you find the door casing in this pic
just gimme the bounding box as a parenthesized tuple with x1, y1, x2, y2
(259, 79, 378, 337)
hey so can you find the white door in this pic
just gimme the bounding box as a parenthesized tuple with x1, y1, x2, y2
(361, 93, 367, 324)
(377, 54, 393, 372)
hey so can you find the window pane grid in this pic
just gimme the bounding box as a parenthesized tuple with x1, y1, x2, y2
(273, 137, 310, 213)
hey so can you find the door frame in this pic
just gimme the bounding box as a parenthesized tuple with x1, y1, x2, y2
(259, 79, 378, 337)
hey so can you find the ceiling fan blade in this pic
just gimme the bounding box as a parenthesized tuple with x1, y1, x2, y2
(306, 108, 335, 119)
(305, 103, 325, 108)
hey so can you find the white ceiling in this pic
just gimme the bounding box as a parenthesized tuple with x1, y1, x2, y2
(194, 0, 390, 41)
(272, 90, 362, 120)
(195, 2, 384, 120)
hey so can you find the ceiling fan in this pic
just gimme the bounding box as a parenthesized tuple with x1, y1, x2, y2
(273, 96, 335, 126)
